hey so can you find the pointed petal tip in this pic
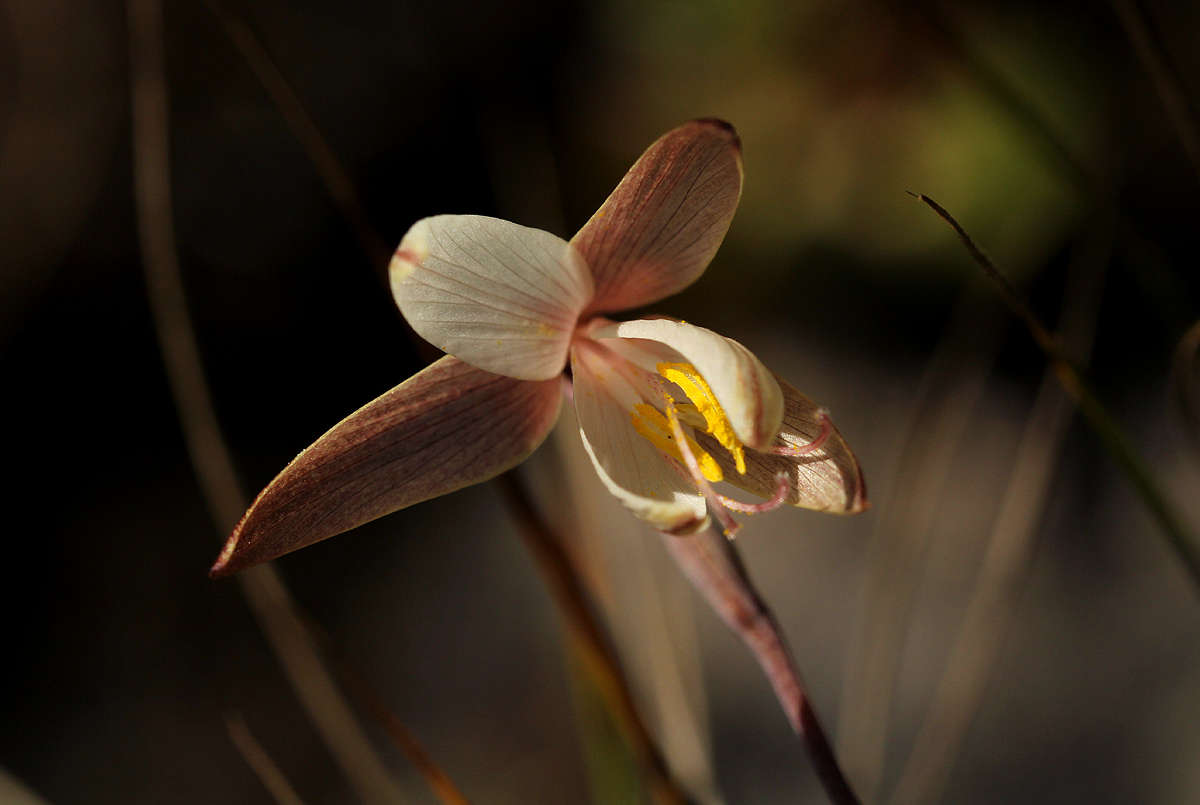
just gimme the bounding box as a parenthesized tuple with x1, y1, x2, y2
(207, 556, 233, 579)
(208, 517, 251, 578)
(207, 552, 235, 579)
(691, 118, 741, 152)
(845, 478, 871, 515)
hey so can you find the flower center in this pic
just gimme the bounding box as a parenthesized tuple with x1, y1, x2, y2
(656, 362, 747, 474)
(628, 361, 748, 479)
(630, 402, 724, 482)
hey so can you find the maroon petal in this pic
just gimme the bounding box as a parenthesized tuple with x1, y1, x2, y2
(572, 119, 743, 314)
(211, 356, 562, 576)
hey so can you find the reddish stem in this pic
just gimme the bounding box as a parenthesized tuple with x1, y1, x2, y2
(661, 528, 860, 805)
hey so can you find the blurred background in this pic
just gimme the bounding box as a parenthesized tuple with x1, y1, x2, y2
(3, 0, 1199, 802)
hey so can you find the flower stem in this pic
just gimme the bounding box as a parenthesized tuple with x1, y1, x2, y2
(911, 192, 1200, 590)
(662, 527, 860, 804)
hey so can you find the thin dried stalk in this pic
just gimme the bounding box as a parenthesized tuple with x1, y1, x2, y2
(0, 769, 50, 805)
(912, 193, 1200, 590)
(225, 713, 307, 805)
(496, 474, 690, 804)
(837, 282, 1005, 801)
(905, 1, 1193, 330)
(1172, 320, 1200, 458)
(624, 533, 720, 801)
(199, 8, 686, 797)
(545, 415, 721, 803)
(1110, 0, 1200, 186)
(889, 223, 1109, 805)
(127, 2, 410, 801)
(662, 527, 860, 805)
(203, 0, 392, 270)
(328, 653, 471, 805)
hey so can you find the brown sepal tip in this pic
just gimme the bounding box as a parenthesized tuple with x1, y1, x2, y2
(691, 118, 741, 153)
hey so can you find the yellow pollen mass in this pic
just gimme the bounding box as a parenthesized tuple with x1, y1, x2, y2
(630, 403, 723, 482)
(656, 362, 747, 474)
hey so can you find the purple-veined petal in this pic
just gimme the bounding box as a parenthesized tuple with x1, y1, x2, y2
(698, 376, 867, 513)
(572, 119, 743, 314)
(571, 343, 708, 534)
(391, 215, 593, 380)
(594, 318, 784, 450)
(211, 356, 562, 576)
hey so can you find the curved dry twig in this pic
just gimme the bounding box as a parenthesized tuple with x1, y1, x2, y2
(127, 2, 426, 801)
(203, 0, 393, 271)
(496, 474, 689, 804)
(1172, 320, 1200, 458)
(837, 281, 1006, 801)
(889, 220, 1110, 805)
(0, 768, 50, 805)
(1110, 0, 1200, 186)
(912, 193, 1200, 590)
(225, 713, 307, 805)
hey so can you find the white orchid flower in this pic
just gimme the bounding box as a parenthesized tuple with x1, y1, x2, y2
(211, 119, 866, 576)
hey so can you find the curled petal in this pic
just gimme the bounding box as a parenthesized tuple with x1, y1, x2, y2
(211, 356, 562, 576)
(697, 376, 868, 514)
(391, 215, 594, 380)
(572, 119, 743, 314)
(571, 344, 708, 534)
(595, 318, 784, 450)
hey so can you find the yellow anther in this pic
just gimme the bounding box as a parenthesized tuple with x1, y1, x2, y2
(656, 362, 747, 474)
(630, 403, 723, 482)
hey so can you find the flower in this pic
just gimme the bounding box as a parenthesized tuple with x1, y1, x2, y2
(211, 119, 866, 576)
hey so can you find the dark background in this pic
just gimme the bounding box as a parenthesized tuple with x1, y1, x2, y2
(3, 0, 1199, 802)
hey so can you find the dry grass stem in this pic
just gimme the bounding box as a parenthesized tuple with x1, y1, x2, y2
(1110, 0, 1200, 186)
(324, 647, 471, 805)
(838, 284, 1006, 801)
(128, 1, 415, 800)
(546, 420, 721, 803)
(1172, 320, 1200, 457)
(0, 769, 50, 805)
(224, 713, 307, 805)
(496, 474, 690, 804)
(912, 193, 1200, 589)
(889, 224, 1110, 805)
(203, 0, 392, 270)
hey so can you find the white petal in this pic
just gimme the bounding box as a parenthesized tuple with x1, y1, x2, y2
(594, 318, 783, 449)
(391, 215, 594, 380)
(571, 344, 708, 534)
